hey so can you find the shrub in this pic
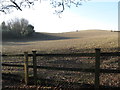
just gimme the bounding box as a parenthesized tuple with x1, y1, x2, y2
(1, 18, 35, 39)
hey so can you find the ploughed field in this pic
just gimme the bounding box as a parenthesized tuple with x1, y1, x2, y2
(2, 30, 120, 89)
(2, 30, 118, 54)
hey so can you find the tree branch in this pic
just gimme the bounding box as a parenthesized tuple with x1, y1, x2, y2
(0, 9, 5, 13)
(0, 0, 89, 14)
(10, 0, 22, 11)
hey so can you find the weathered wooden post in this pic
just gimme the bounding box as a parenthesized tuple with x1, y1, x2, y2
(118, 53, 120, 69)
(24, 52, 29, 85)
(32, 51, 37, 85)
(95, 48, 101, 89)
(118, 43, 120, 69)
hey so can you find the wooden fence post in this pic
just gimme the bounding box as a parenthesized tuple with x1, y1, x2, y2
(118, 29, 120, 69)
(32, 51, 37, 85)
(24, 52, 29, 85)
(118, 56, 120, 69)
(118, 45, 120, 69)
(95, 48, 101, 89)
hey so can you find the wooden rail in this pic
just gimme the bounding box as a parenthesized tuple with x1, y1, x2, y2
(2, 48, 120, 89)
(2, 52, 120, 57)
(2, 63, 120, 73)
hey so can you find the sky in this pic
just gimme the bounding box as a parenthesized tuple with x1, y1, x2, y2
(0, 0, 119, 33)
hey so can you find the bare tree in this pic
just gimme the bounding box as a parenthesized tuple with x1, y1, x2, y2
(0, 0, 90, 14)
(1, 18, 35, 38)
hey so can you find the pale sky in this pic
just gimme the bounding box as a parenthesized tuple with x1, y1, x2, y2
(0, 0, 119, 33)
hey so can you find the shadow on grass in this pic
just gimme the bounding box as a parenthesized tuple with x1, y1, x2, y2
(2, 73, 120, 89)
(2, 32, 76, 43)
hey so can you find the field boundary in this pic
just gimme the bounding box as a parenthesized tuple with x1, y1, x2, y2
(2, 48, 120, 89)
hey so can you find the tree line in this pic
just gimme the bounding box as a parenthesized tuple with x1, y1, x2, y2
(1, 18, 35, 39)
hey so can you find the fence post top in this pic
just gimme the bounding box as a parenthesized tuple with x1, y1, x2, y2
(24, 52, 28, 54)
(95, 48, 101, 50)
(32, 51, 37, 53)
